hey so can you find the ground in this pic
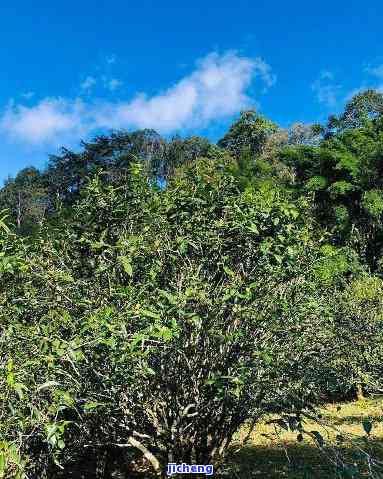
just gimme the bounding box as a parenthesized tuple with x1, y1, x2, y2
(227, 397, 383, 478)
(55, 398, 383, 477)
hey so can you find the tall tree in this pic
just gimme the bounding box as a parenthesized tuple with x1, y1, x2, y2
(0, 167, 47, 233)
(218, 110, 278, 157)
(327, 89, 383, 133)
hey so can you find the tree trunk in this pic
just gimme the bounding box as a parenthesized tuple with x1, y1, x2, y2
(356, 383, 365, 401)
(17, 191, 22, 229)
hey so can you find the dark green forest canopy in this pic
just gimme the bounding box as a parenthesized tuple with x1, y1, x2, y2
(2, 89, 383, 272)
(1, 89, 383, 478)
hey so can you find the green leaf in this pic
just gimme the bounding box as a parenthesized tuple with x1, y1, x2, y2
(159, 290, 178, 305)
(118, 256, 133, 277)
(141, 309, 161, 319)
(362, 420, 372, 435)
(0, 453, 5, 477)
(305, 176, 328, 191)
(261, 353, 272, 365)
(46, 424, 58, 442)
(273, 254, 283, 264)
(13, 383, 27, 400)
(37, 381, 60, 391)
(129, 332, 147, 350)
(247, 223, 259, 234)
(223, 265, 235, 277)
(83, 401, 105, 411)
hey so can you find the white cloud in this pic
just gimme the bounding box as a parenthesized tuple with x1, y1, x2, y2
(96, 51, 269, 132)
(106, 78, 123, 91)
(106, 55, 116, 65)
(366, 64, 383, 79)
(0, 51, 275, 145)
(364, 64, 383, 92)
(21, 91, 35, 100)
(345, 85, 383, 104)
(342, 65, 383, 102)
(0, 98, 92, 145)
(320, 70, 334, 81)
(81, 76, 97, 91)
(311, 71, 341, 107)
(252, 57, 277, 89)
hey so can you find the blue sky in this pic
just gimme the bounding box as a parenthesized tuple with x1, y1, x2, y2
(0, 0, 382, 183)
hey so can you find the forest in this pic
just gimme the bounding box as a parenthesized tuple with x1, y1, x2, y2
(1, 88, 383, 478)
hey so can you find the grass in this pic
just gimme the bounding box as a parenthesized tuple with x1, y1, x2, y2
(225, 397, 383, 478)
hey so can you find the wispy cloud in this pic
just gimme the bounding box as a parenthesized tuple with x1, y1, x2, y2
(319, 70, 334, 81)
(365, 64, 383, 80)
(0, 51, 275, 146)
(311, 71, 341, 107)
(21, 91, 35, 100)
(106, 54, 116, 65)
(80, 76, 97, 91)
(252, 57, 276, 89)
(105, 78, 123, 92)
(342, 65, 383, 101)
(363, 64, 383, 93)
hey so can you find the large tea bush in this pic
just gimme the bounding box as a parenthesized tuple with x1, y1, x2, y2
(1, 158, 382, 477)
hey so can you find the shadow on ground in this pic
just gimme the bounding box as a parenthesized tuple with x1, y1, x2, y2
(50, 439, 383, 478)
(224, 440, 383, 479)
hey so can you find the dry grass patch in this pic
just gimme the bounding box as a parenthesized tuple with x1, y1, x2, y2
(225, 398, 383, 478)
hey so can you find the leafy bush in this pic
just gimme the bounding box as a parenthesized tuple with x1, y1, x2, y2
(1, 156, 382, 477)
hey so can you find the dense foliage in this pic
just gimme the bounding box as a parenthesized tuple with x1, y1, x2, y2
(1, 89, 383, 478)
